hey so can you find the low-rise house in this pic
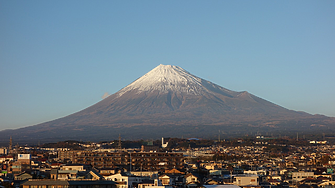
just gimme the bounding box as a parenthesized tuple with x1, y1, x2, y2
(15, 172, 33, 181)
(185, 173, 200, 184)
(50, 163, 63, 168)
(60, 164, 88, 171)
(130, 171, 159, 179)
(10, 161, 23, 174)
(0, 148, 8, 155)
(267, 179, 282, 186)
(99, 168, 117, 176)
(233, 174, 259, 186)
(138, 179, 173, 188)
(299, 178, 323, 186)
(267, 175, 282, 181)
(105, 172, 143, 188)
(51, 168, 103, 180)
(165, 168, 185, 175)
(50, 169, 58, 179)
(204, 178, 221, 185)
(84, 170, 104, 180)
(185, 173, 201, 188)
(158, 173, 184, 187)
(244, 170, 266, 176)
(159, 174, 173, 186)
(57, 170, 78, 180)
(138, 179, 155, 188)
(292, 172, 314, 183)
(286, 161, 295, 168)
(318, 180, 335, 188)
(0, 156, 13, 163)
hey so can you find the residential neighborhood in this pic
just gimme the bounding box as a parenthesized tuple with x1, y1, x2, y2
(1, 137, 335, 188)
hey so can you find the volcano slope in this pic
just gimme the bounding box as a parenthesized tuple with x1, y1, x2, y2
(1, 64, 334, 143)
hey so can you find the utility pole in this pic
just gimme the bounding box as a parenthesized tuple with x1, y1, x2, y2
(118, 134, 122, 151)
(118, 134, 122, 166)
(129, 152, 132, 172)
(218, 130, 221, 142)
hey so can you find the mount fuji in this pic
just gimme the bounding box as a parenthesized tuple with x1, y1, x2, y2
(1, 64, 334, 143)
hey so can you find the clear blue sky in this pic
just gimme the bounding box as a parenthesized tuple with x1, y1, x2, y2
(1, 1, 334, 131)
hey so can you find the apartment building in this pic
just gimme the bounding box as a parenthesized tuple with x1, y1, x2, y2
(58, 151, 183, 171)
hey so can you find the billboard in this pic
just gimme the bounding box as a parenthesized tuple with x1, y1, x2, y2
(18, 154, 31, 160)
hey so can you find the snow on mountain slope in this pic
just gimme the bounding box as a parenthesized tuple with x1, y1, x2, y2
(117, 64, 234, 97)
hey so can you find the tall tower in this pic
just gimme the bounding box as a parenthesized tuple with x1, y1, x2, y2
(9, 136, 12, 153)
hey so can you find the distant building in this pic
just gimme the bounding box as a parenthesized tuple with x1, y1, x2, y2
(0, 148, 8, 155)
(292, 172, 314, 183)
(15, 172, 33, 180)
(162, 138, 168, 148)
(22, 179, 117, 188)
(185, 173, 200, 188)
(59, 151, 183, 171)
(58, 150, 77, 162)
(141, 145, 159, 152)
(60, 164, 88, 171)
(105, 172, 143, 188)
(17, 154, 31, 165)
(233, 175, 259, 186)
(0, 155, 13, 163)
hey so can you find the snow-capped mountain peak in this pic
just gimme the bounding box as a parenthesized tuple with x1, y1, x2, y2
(117, 64, 216, 96)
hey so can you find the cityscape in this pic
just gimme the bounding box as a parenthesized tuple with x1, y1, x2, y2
(1, 136, 335, 188)
(2, 1, 335, 188)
